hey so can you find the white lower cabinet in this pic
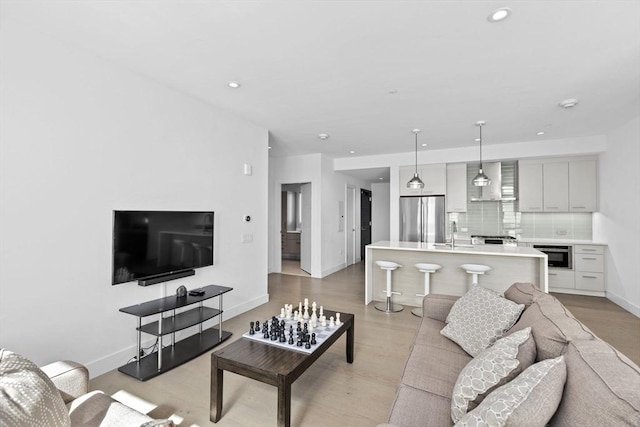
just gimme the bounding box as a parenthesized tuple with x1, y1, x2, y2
(548, 269, 575, 289)
(574, 272, 605, 292)
(543, 243, 606, 296)
(574, 244, 605, 293)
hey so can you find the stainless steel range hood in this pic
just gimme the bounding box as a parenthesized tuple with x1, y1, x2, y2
(470, 162, 517, 202)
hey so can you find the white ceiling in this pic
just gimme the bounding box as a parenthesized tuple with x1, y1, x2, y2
(3, 1, 640, 180)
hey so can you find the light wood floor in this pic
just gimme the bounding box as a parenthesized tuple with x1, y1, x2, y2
(91, 262, 640, 426)
(281, 259, 311, 277)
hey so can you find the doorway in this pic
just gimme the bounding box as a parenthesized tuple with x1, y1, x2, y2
(361, 189, 372, 257)
(280, 183, 311, 276)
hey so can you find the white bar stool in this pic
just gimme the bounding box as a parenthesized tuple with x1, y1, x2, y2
(460, 264, 492, 288)
(375, 261, 403, 313)
(412, 263, 442, 317)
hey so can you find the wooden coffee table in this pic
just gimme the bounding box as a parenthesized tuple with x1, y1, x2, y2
(210, 310, 354, 427)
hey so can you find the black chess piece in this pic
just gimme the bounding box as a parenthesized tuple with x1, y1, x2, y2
(249, 321, 255, 335)
(279, 334, 286, 343)
(255, 320, 260, 331)
(310, 333, 317, 345)
(296, 321, 302, 332)
(305, 341, 311, 349)
(296, 338, 303, 347)
(288, 335, 294, 345)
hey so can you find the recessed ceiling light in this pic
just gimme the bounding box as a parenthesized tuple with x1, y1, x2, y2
(475, 138, 481, 142)
(268, 146, 272, 149)
(379, 177, 384, 180)
(349, 150, 356, 154)
(488, 7, 512, 22)
(537, 131, 545, 136)
(227, 81, 241, 88)
(559, 98, 578, 109)
(318, 133, 330, 140)
(421, 143, 427, 147)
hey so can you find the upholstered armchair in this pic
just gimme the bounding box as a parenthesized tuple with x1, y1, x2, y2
(0, 349, 174, 427)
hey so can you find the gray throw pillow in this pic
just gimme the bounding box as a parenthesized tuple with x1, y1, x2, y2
(0, 349, 71, 427)
(455, 356, 567, 427)
(451, 327, 536, 423)
(441, 286, 525, 356)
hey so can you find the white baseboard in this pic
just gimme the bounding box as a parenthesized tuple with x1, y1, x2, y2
(322, 262, 347, 278)
(85, 293, 270, 379)
(606, 291, 640, 317)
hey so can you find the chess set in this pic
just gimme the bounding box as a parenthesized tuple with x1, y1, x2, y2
(241, 298, 343, 354)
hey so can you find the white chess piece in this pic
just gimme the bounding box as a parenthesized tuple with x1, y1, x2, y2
(319, 306, 324, 318)
(299, 302, 303, 314)
(329, 316, 335, 327)
(304, 298, 309, 309)
(312, 301, 317, 311)
(293, 310, 298, 321)
(303, 306, 309, 320)
(321, 316, 327, 327)
(335, 313, 341, 326)
(280, 308, 285, 318)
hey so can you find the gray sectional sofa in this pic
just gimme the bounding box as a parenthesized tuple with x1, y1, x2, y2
(378, 282, 640, 426)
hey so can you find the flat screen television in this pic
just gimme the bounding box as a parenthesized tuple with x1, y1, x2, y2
(112, 210, 214, 285)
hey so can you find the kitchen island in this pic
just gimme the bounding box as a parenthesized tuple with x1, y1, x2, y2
(365, 241, 548, 307)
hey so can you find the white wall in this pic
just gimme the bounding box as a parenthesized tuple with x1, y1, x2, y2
(0, 22, 269, 376)
(268, 154, 368, 277)
(322, 156, 369, 276)
(371, 183, 391, 243)
(593, 116, 640, 316)
(268, 154, 322, 276)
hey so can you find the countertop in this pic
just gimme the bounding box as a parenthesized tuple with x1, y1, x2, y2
(367, 241, 546, 258)
(518, 238, 607, 245)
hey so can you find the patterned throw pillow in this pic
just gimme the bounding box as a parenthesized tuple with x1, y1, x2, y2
(455, 356, 567, 427)
(0, 349, 71, 427)
(450, 327, 536, 423)
(441, 286, 525, 356)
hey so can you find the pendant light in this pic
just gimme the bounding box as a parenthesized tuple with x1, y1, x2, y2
(472, 121, 491, 187)
(407, 129, 424, 189)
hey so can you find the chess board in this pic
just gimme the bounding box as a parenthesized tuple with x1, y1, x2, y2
(242, 315, 342, 354)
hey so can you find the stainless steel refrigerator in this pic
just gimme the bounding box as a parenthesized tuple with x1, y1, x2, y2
(399, 196, 446, 243)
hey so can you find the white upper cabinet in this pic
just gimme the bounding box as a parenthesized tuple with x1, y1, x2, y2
(543, 162, 569, 212)
(518, 162, 544, 212)
(399, 164, 446, 197)
(446, 163, 467, 212)
(569, 159, 598, 212)
(518, 157, 597, 213)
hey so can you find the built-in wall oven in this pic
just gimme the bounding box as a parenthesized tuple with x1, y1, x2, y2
(533, 245, 573, 269)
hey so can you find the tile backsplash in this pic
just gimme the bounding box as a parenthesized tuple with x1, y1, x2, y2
(449, 162, 593, 241)
(450, 208, 593, 240)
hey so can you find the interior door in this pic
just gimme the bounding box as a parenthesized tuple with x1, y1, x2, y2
(360, 189, 372, 257)
(346, 186, 355, 265)
(300, 183, 312, 274)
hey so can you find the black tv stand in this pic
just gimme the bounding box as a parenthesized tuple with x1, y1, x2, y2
(118, 284, 232, 381)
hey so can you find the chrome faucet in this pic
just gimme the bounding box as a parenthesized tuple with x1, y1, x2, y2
(451, 221, 457, 248)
